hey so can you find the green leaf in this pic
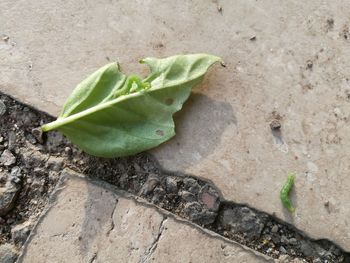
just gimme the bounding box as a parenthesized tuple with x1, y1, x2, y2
(41, 54, 221, 157)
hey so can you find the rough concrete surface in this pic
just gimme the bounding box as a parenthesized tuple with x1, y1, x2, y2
(18, 171, 271, 263)
(1, 0, 350, 251)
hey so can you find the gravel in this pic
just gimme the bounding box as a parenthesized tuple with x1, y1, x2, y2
(220, 206, 268, 241)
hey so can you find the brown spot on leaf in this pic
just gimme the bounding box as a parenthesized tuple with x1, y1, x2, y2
(165, 98, 174, 105)
(156, 130, 164, 136)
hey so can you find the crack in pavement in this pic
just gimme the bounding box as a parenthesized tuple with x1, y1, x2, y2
(88, 252, 97, 263)
(139, 217, 168, 263)
(106, 199, 118, 236)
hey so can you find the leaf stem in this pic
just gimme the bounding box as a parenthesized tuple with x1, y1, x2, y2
(41, 91, 144, 132)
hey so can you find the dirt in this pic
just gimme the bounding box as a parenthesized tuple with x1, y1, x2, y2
(0, 91, 349, 263)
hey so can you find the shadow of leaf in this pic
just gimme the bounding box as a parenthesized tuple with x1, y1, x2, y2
(153, 93, 236, 170)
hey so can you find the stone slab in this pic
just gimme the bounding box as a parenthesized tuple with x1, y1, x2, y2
(1, 0, 350, 251)
(18, 170, 271, 263)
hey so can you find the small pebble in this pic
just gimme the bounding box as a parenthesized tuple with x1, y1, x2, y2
(270, 119, 281, 130)
(0, 150, 16, 166)
(180, 191, 196, 202)
(2, 35, 9, 42)
(183, 177, 197, 187)
(334, 249, 341, 257)
(306, 60, 313, 70)
(7, 132, 16, 150)
(165, 177, 178, 193)
(0, 100, 6, 116)
(288, 238, 298, 246)
(300, 241, 315, 257)
(279, 246, 287, 254)
(64, 147, 72, 154)
(151, 187, 165, 203)
(133, 163, 141, 172)
(199, 185, 220, 211)
(26, 134, 37, 145)
(139, 174, 160, 195)
(281, 235, 289, 244)
(266, 247, 273, 254)
(31, 128, 43, 144)
(271, 225, 279, 233)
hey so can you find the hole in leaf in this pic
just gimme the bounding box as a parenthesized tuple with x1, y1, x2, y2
(156, 129, 164, 136)
(165, 98, 174, 105)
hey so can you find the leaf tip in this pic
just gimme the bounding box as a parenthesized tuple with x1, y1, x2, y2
(211, 55, 223, 64)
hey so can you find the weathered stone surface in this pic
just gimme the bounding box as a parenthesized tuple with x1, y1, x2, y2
(0, 244, 18, 263)
(150, 217, 271, 263)
(1, 0, 350, 250)
(149, 2, 350, 251)
(19, 171, 271, 263)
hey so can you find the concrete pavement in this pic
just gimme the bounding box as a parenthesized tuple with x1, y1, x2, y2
(1, 0, 350, 252)
(18, 170, 272, 263)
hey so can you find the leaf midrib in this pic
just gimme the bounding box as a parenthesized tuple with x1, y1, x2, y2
(42, 90, 151, 131)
